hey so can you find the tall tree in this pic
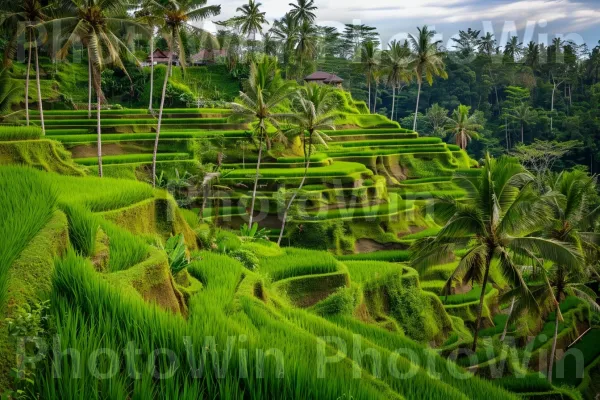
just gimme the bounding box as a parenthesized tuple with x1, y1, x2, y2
(151, 0, 221, 187)
(231, 56, 295, 227)
(222, 0, 267, 53)
(504, 36, 523, 63)
(512, 170, 600, 382)
(1, 0, 49, 133)
(134, 0, 164, 111)
(360, 40, 378, 113)
(277, 83, 336, 245)
(444, 104, 483, 150)
(294, 19, 317, 79)
(508, 102, 537, 143)
(382, 39, 412, 121)
(409, 25, 447, 132)
(271, 13, 298, 78)
(411, 154, 581, 352)
(53, 0, 144, 177)
(288, 0, 316, 24)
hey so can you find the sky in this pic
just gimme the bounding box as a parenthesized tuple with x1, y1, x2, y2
(203, 0, 600, 49)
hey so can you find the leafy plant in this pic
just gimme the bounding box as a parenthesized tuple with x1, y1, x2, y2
(163, 234, 192, 274)
(239, 222, 270, 240)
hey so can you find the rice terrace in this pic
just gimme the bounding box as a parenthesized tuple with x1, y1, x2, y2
(1, 0, 600, 398)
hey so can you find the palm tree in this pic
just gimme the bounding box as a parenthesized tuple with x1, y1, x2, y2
(360, 40, 378, 113)
(477, 32, 495, 57)
(277, 83, 336, 245)
(225, 0, 267, 53)
(134, 0, 164, 112)
(522, 170, 600, 382)
(508, 102, 537, 143)
(444, 104, 483, 150)
(231, 56, 295, 226)
(288, 0, 316, 24)
(271, 13, 298, 78)
(52, 0, 145, 177)
(151, 0, 221, 187)
(408, 25, 447, 132)
(524, 41, 540, 71)
(504, 36, 523, 63)
(294, 20, 317, 79)
(1, 0, 49, 133)
(411, 154, 582, 352)
(382, 40, 412, 121)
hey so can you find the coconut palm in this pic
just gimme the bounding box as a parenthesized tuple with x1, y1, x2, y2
(444, 104, 483, 150)
(288, 0, 316, 24)
(225, 0, 267, 52)
(231, 56, 295, 226)
(408, 25, 447, 132)
(294, 19, 317, 79)
(1, 0, 49, 133)
(277, 83, 337, 245)
(151, 0, 221, 187)
(360, 40, 378, 113)
(52, 0, 145, 177)
(134, 0, 165, 111)
(477, 32, 495, 57)
(381, 40, 412, 121)
(411, 154, 582, 351)
(504, 36, 523, 63)
(508, 102, 537, 143)
(271, 13, 297, 77)
(517, 170, 600, 382)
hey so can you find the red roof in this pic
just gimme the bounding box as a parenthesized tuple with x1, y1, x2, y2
(304, 71, 344, 83)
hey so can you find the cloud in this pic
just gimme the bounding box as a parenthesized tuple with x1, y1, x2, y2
(208, 0, 599, 45)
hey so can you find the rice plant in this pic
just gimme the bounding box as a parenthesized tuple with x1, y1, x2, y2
(0, 126, 42, 141)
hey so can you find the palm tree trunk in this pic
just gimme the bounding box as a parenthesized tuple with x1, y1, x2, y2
(391, 86, 396, 121)
(367, 78, 371, 113)
(472, 251, 493, 352)
(501, 297, 516, 342)
(278, 133, 311, 245)
(25, 31, 32, 126)
(34, 43, 45, 136)
(548, 306, 560, 383)
(88, 58, 92, 119)
(248, 134, 264, 227)
(373, 80, 378, 114)
(413, 80, 422, 132)
(152, 49, 173, 187)
(521, 123, 524, 143)
(149, 29, 154, 111)
(96, 91, 103, 177)
(551, 84, 555, 131)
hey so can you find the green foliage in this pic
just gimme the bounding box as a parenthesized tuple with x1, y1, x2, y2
(229, 248, 259, 271)
(441, 284, 493, 305)
(0, 126, 42, 141)
(163, 233, 191, 274)
(336, 250, 411, 262)
(76, 153, 190, 166)
(310, 286, 358, 316)
(0, 166, 57, 312)
(61, 204, 99, 257)
(260, 247, 340, 281)
(239, 222, 270, 240)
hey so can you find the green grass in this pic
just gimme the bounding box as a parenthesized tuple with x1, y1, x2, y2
(0, 166, 57, 313)
(42, 117, 229, 126)
(223, 161, 370, 180)
(302, 193, 412, 221)
(336, 249, 411, 262)
(259, 247, 341, 281)
(75, 153, 190, 166)
(344, 260, 411, 284)
(48, 131, 248, 143)
(0, 125, 43, 141)
(337, 137, 442, 147)
(440, 285, 493, 305)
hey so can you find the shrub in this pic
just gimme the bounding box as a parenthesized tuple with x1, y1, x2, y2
(230, 248, 259, 271)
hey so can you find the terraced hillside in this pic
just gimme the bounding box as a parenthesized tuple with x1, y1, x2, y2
(29, 103, 474, 252)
